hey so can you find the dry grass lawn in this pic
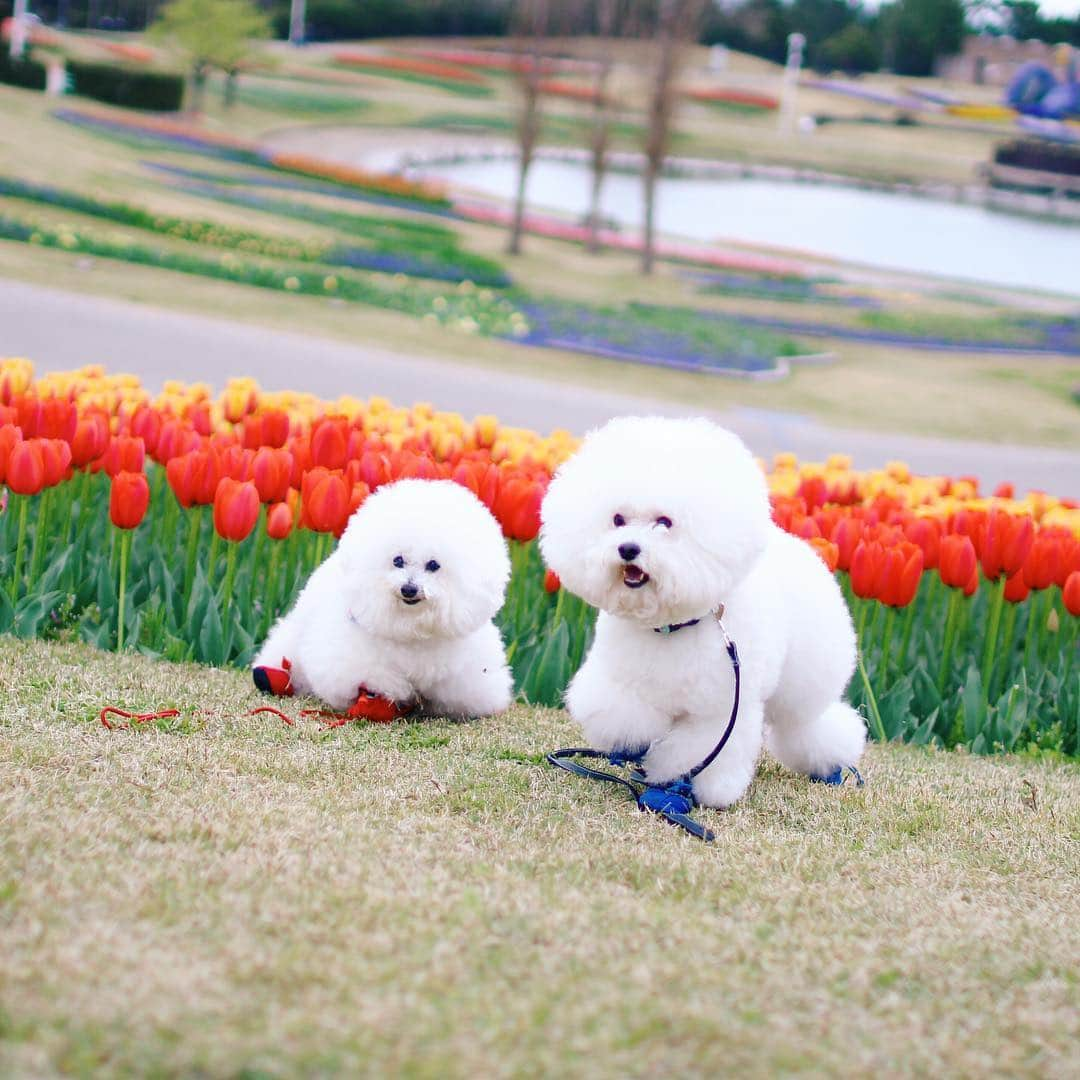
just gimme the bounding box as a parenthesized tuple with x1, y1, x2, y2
(1, 636, 1078, 1077)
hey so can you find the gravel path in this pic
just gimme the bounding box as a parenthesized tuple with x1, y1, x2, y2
(3, 277, 1078, 497)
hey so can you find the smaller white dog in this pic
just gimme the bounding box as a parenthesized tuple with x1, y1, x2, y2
(253, 478, 513, 718)
(540, 416, 866, 809)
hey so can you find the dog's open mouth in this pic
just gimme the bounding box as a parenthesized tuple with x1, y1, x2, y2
(622, 564, 650, 589)
(401, 597, 423, 606)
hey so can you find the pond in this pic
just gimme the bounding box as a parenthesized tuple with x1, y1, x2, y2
(414, 158, 1080, 298)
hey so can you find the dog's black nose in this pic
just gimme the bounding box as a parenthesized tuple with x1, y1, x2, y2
(400, 582, 419, 599)
(618, 542, 641, 563)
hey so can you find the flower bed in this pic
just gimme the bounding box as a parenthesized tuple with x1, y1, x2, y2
(329, 52, 492, 97)
(412, 47, 592, 76)
(685, 87, 779, 112)
(0, 173, 509, 286)
(2, 358, 1077, 753)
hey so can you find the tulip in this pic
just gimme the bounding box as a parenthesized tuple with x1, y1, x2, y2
(495, 474, 545, 543)
(544, 568, 561, 593)
(904, 517, 941, 571)
(213, 478, 260, 543)
(1064, 572, 1080, 618)
(301, 468, 350, 536)
(980, 509, 1034, 582)
(129, 406, 162, 456)
(266, 501, 293, 540)
(261, 408, 291, 449)
(1003, 569, 1029, 604)
(222, 379, 257, 423)
(1022, 534, 1063, 591)
(103, 435, 145, 478)
(807, 537, 839, 572)
(452, 459, 500, 513)
(6, 439, 45, 496)
(830, 516, 863, 572)
(70, 413, 110, 468)
(849, 540, 884, 601)
(37, 397, 77, 443)
(0, 423, 23, 485)
(252, 447, 293, 504)
(938, 534, 977, 590)
(310, 417, 349, 471)
(39, 439, 72, 488)
(109, 470, 150, 530)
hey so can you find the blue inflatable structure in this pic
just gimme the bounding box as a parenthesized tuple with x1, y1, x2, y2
(1007, 60, 1080, 120)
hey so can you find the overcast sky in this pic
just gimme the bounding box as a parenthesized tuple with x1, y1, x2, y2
(1037, 0, 1080, 16)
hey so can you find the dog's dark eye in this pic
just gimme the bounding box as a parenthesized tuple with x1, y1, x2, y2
(656, 516, 673, 529)
(392, 555, 405, 568)
(425, 560, 440, 573)
(613, 513, 626, 527)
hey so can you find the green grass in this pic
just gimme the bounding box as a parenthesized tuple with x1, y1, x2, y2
(1, 635, 1078, 1075)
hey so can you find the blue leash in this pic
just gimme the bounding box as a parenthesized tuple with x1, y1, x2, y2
(548, 618, 741, 843)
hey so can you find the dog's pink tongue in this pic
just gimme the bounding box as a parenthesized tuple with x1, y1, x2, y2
(623, 564, 647, 585)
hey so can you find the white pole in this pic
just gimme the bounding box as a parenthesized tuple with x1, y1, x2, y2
(779, 32, 805, 136)
(9, 0, 29, 60)
(288, 0, 306, 46)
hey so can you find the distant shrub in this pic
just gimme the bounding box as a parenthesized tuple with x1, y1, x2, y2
(995, 138, 1080, 178)
(0, 51, 47, 90)
(67, 60, 185, 111)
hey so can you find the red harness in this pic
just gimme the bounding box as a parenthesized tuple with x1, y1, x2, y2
(251, 656, 413, 725)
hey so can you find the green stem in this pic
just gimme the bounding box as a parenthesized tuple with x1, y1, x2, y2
(980, 575, 1007, 701)
(937, 588, 961, 695)
(1022, 590, 1044, 674)
(9, 496, 29, 604)
(181, 508, 201, 614)
(27, 488, 50, 588)
(857, 653, 887, 744)
(261, 540, 281, 639)
(995, 600, 1020, 701)
(895, 598, 918, 677)
(879, 606, 896, 689)
(222, 542, 238, 621)
(116, 529, 131, 652)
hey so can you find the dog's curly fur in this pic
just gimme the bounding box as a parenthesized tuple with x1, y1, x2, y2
(540, 416, 865, 808)
(254, 479, 513, 717)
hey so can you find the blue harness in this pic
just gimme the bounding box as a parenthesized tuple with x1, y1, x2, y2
(547, 612, 864, 841)
(548, 612, 740, 843)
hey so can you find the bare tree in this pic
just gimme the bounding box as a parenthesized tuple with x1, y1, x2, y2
(507, 0, 552, 257)
(585, 0, 620, 255)
(639, 0, 704, 275)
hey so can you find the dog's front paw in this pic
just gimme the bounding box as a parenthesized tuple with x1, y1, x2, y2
(691, 764, 755, 810)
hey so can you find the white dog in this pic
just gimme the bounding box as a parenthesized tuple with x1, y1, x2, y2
(253, 478, 513, 718)
(540, 416, 865, 809)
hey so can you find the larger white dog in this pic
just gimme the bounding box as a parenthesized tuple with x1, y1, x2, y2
(540, 416, 865, 809)
(254, 479, 513, 717)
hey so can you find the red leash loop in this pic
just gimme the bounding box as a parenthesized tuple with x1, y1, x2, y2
(100, 707, 181, 730)
(247, 705, 296, 727)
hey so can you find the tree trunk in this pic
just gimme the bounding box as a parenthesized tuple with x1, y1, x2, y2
(190, 62, 208, 115)
(641, 156, 658, 275)
(586, 62, 612, 255)
(508, 56, 543, 256)
(223, 68, 238, 109)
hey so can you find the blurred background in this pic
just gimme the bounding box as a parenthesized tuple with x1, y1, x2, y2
(2, 0, 1078, 492)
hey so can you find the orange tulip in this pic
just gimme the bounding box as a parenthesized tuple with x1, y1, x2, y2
(808, 537, 840, 573)
(301, 468, 350, 536)
(70, 413, 110, 468)
(109, 471, 150, 530)
(850, 540, 885, 600)
(0, 423, 22, 485)
(213, 478, 260, 543)
(39, 439, 72, 488)
(980, 509, 1034, 582)
(103, 435, 145, 478)
(310, 417, 349, 471)
(878, 541, 923, 608)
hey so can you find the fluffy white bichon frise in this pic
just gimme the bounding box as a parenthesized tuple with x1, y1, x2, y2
(253, 478, 513, 718)
(540, 416, 866, 809)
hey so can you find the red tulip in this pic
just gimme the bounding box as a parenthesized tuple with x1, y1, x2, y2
(13, 394, 41, 437)
(6, 439, 44, 495)
(301, 468, 350, 536)
(266, 501, 294, 540)
(0, 423, 22, 484)
(37, 397, 77, 443)
(356, 449, 392, 490)
(830, 516, 863, 572)
(109, 471, 150, 530)
(993, 481, 1015, 500)
(1003, 569, 1029, 604)
(261, 408, 291, 449)
(70, 413, 110, 468)
(849, 540, 885, 600)
(452, 460, 500, 512)
(496, 474, 545, 542)
(218, 445, 255, 482)
(1022, 533, 1063, 591)
(544, 568, 561, 593)
(980, 509, 1034, 582)
(39, 438, 72, 487)
(252, 447, 293, 504)
(939, 534, 978, 590)
(310, 417, 349, 471)
(1063, 571, 1080, 617)
(904, 517, 941, 570)
(877, 541, 923, 608)
(190, 402, 213, 437)
(128, 406, 162, 456)
(213, 478, 260, 543)
(103, 435, 145, 478)
(797, 474, 828, 513)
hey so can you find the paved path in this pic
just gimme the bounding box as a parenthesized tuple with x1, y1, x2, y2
(3, 277, 1078, 498)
